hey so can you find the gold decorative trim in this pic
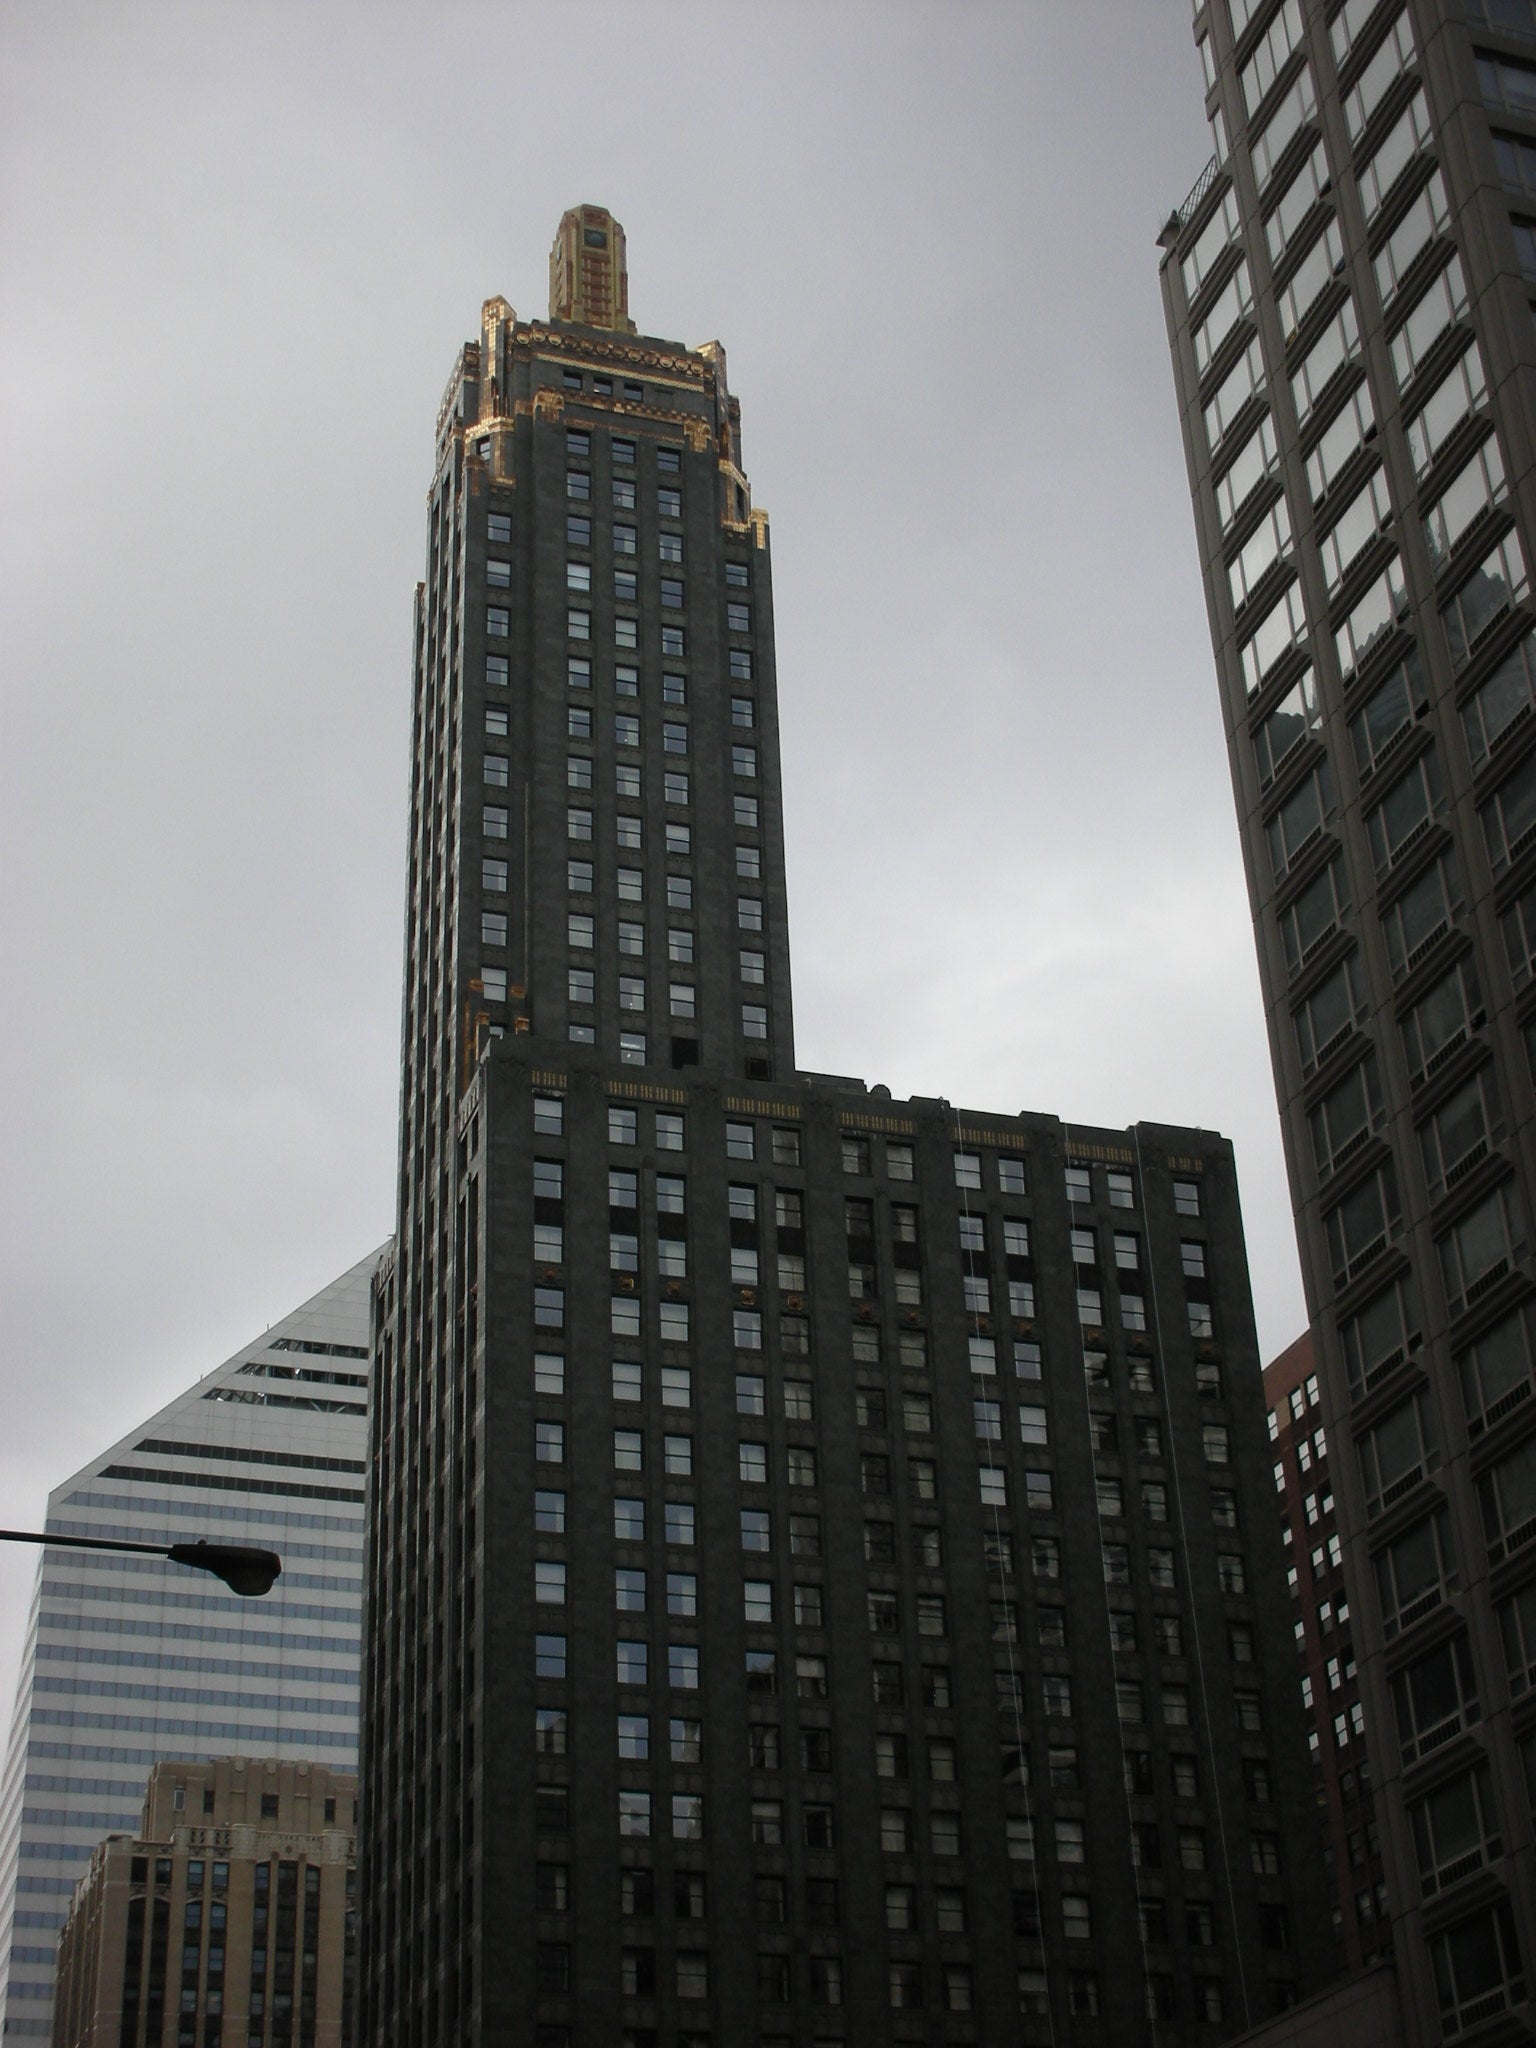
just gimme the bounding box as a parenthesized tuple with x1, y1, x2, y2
(527, 328, 707, 383)
(607, 1078, 688, 1105)
(840, 1112, 917, 1136)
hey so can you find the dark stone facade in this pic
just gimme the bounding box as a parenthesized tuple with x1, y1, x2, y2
(362, 217, 1333, 2046)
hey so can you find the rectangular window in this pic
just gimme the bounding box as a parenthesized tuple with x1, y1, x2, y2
(1306, 381, 1375, 506)
(1335, 554, 1408, 683)
(1241, 579, 1308, 697)
(1346, 11, 1417, 141)
(1229, 495, 1294, 611)
(1447, 533, 1530, 675)
(1392, 256, 1469, 388)
(1218, 413, 1279, 532)
(1183, 185, 1241, 301)
(1367, 750, 1442, 875)
(1280, 215, 1345, 349)
(1252, 64, 1318, 191)
(1267, 140, 1329, 265)
(1241, 0, 1302, 117)
(1361, 89, 1433, 220)
(1480, 47, 1536, 113)
(1194, 260, 1254, 376)
(1425, 437, 1507, 560)
(1292, 299, 1360, 425)
(1322, 468, 1393, 594)
(1254, 669, 1320, 789)
(1483, 748, 1536, 872)
(1378, 1506, 1457, 1636)
(1377, 170, 1452, 308)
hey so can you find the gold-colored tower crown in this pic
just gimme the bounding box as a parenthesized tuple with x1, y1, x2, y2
(549, 205, 636, 333)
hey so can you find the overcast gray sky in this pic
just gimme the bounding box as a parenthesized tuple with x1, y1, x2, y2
(0, 2, 1299, 1713)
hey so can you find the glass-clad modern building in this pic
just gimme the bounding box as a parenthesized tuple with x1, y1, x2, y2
(0, 1247, 382, 2041)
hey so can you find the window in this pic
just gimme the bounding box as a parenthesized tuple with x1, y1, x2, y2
(1230, 495, 1294, 612)
(1194, 259, 1254, 376)
(1465, 630, 1536, 777)
(1426, 437, 1508, 561)
(1322, 469, 1393, 598)
(1402, 956, 1484, 1086)
(1482, 749, 1536, 871)
(1292, 300, 1361, 429)
(1183, 182, 1239, 302)
(1392, 256, 1469, 389)
(535, 1559, 566, 1606)
(1428, 1900, 1526, 2035)
(1205, 335, 1266, 453)
(664, 1433, 692, 1476)
(1280, 215, 1346, 345)
(1307, 382, 1375, 505)
(535, 1419, 564, 1463)
(726, 1120, 754, 1160)
(1377, 1507, 1456, 1634)
(536, 1632, 567, 1679)
(1360, 88, 1432, 221)
(1241, 579, 1308, 697)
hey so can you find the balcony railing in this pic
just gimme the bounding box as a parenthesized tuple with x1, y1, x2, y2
(1173, 155, 1220, 232)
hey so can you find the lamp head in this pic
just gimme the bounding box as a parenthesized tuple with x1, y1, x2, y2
(167, 1540, 282, 1598)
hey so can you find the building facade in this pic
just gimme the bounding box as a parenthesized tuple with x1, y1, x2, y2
(360, 206, 1335, 2047)
(1160, 1, 1536, 2037)
(0, 1252, 380, 2043)
(1263, 1330, 1392, 1967)
(51, 1757, 356, 2048)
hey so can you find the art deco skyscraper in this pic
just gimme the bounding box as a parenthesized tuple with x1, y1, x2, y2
(362, 205, 1334, 2046)
(1161, 2, 1536, 2036)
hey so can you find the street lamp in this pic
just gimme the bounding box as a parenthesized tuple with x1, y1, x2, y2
(0, 1528, 282, 1597)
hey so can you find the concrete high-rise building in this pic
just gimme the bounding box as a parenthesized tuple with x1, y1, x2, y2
(0, 1251, 382, 2043)
(51, 1757, 356, 2048)
(1160, 2, 1536, 2036)
(1262, 1330, 1392, 1969)
(360, 205, 1335, 2046)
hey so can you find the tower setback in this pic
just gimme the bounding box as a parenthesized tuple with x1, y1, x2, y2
(361, 205, 1335, 2045)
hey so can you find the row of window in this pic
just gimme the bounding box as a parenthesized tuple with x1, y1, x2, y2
(565, 469, 686, 522)
(521, 1949, 1281, 2041)
(525, 1099, 1209, 1231)
(529, 1458, 1243, 1605)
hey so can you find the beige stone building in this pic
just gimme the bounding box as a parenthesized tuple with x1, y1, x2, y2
(51, 1759, 355, 2048)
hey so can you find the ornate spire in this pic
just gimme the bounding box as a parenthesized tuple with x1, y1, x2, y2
(549, 204, 636, 332)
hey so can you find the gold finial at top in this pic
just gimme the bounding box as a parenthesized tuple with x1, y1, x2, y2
(549, 206, 637, 333)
